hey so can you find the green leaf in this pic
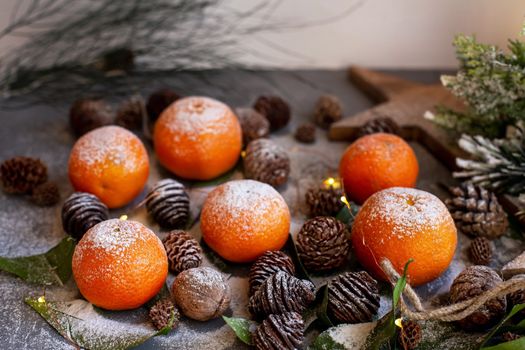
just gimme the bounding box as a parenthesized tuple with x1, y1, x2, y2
(316, 284, 335, 328)
(222, 316, 257, 346)
(311, 329, 347, 350)
(335, 202, 360, 226)
(480, 304, 525, 348)
(0, 237, 75, 285)
(285, 233, 311, 281)
(363, 259, 413, 350)
(481, 337, 525, 350)
(393, 259, 413, 310)
(26, 297, 171, 350)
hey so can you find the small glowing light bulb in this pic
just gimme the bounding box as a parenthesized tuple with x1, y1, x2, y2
(340, 195, 350, 208)
(241, 151, 246, 158)
(38, 296, 46, 304)
(119, 215, 128, 221)
(395, 318, 403, 329)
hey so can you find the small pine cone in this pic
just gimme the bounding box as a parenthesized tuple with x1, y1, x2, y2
(248, 271, 315, 320)
(31, 182, 60, 206)
(502, 332, 522, 342)
(305, 187, 344, 217)
(145, 179, 190, 229)
(357, 118, 401, 138)
(469, 237, 493, 265)
(1, 157, 47, 194)
(327, 271, 380, 324)
(296, 216, 350, 272)
(115, 96, 145, 130)
(445, 183, 508, 239)
(294, 122, 316, 143)
(249, 251, 296, 296)
(146, 88, 180, 123)
(253, 95, 291, 131)
(314, 95, 342, 129)
(398, 320, 422, 350)
(69, 98, 113, 136)
(244, 139, 290, 187)
(149, 298, 180, 331)
(449, 265, 506, 331)
(253, 312, 304, 350)
(236, 107, 270, 146)
(162, 230, 203, 274)
(61, 192, 109, 240)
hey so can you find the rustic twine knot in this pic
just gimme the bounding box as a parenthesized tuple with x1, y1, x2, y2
(379, 259, 525, 322)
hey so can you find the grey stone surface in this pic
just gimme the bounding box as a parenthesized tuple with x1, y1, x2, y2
(0, 69, 522, 350)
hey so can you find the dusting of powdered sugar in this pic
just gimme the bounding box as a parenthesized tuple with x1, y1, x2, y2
(70, 125, 147, 176)
(162, 96, 236, 141)
(72, 219, 164, 282)
(362, 187, 452, 239)
(202, 179, 289, 239)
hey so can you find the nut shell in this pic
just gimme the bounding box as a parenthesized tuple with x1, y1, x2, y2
(172, 267, 230, 321)
(249, 251, 295, 296)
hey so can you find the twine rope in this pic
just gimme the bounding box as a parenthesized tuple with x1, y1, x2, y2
(380, 259, 525, 322)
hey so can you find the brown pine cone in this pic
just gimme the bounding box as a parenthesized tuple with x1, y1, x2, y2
(445, 183, 508, 239)
(449, 265, 506, 331)
(149, 298, 180, 331)
(327, 271, 380, 324)
(253, 312, 304, 350)
(357, 118, 401, 138)
(314, 95, 342, 129)
(146, 88, 180, 123)
(162, 230, 203, 274)
(236, 108, 270, 146)
(249, 251, 296, 296)
(253, 95, 291, 131)
(61, 192, 109, 240)
(115, 96, 145, 130)
(145, 179, 190, 229)
(294, 122, 316, 143)
(469, 237, 493, 265)
(1, 157, 47, 194)
(398, 319, 422, 350)
(248, 271, 315, 320)
(296, 216, 350, 272)
(69, 98, 113, 136)
(244, 139, 290, 187)
(31, 182, 60, 206)
(305, 187, 344, 217)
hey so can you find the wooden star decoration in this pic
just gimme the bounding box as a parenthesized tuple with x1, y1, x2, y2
(329, 66, 467, 169)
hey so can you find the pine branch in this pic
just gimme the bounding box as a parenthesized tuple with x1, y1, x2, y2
(430, 34, 525, 137)
(454, 126, 525, 196)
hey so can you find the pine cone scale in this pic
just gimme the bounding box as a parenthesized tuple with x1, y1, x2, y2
(446, 183, 508, 239)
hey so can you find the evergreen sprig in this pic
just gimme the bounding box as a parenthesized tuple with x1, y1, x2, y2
(427, 34, 525, 138)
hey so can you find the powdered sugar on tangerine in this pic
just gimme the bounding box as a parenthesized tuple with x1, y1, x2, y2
(162, 97, 233, 141)
(74, 219, 155, 259)
(204, 180, 288, 236)
(364, 187, 451, 239)
(72, 126, 145, 174)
